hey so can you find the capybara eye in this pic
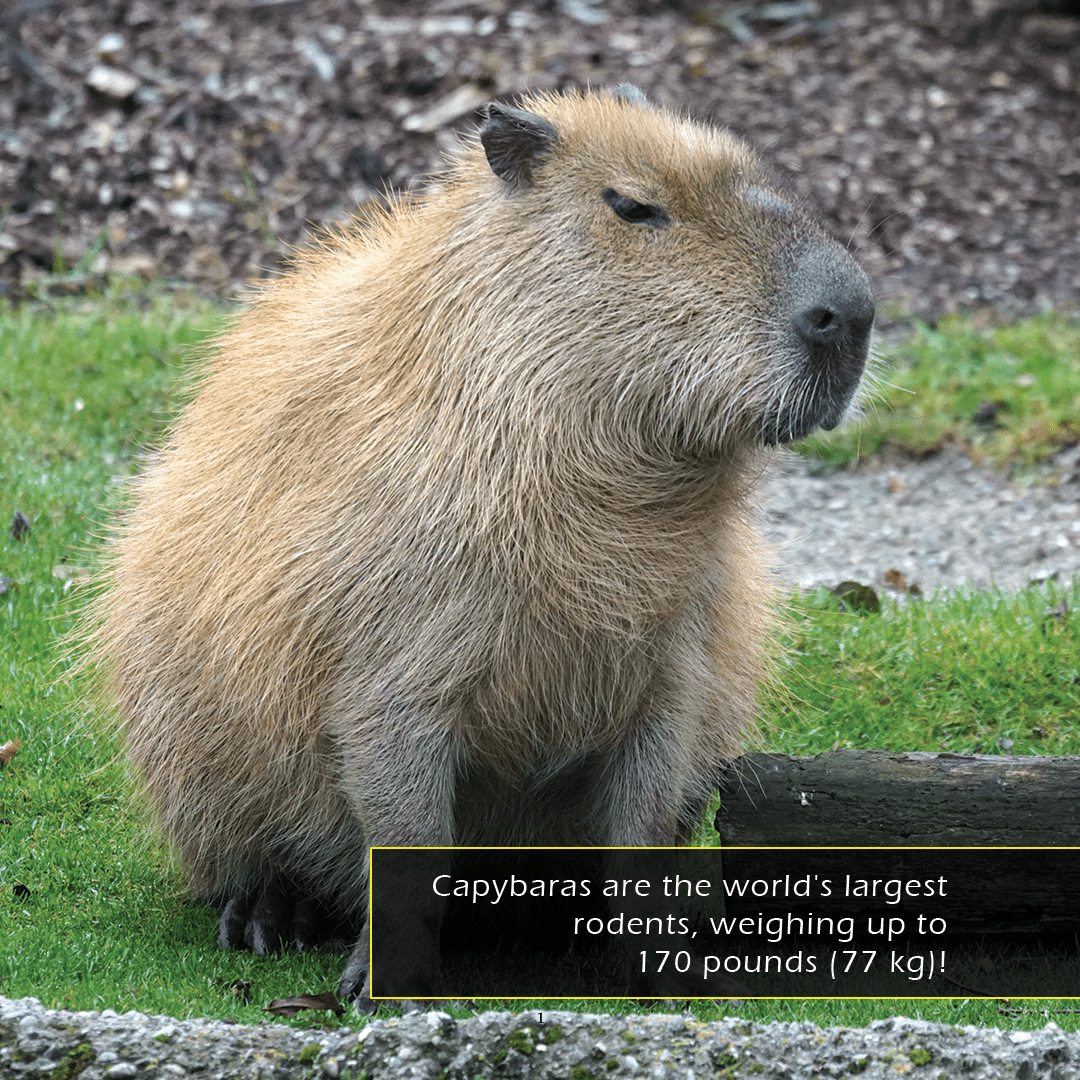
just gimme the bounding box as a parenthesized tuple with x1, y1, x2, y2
(602, 188, 672, 228)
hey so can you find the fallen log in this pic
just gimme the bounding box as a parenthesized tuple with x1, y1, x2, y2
(716, 751, 1080, 847)
(714, 751, 1080, 935)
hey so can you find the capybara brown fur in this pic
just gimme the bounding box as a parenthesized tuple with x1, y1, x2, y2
(90, 85, 873, 1004)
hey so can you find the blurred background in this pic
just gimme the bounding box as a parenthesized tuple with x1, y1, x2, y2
(1, 0, 1078, 319)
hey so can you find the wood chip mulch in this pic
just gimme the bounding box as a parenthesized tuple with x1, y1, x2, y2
(1, 0, 1078, 319)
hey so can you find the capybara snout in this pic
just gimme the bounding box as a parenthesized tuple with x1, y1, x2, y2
(765, 237, 875, 444)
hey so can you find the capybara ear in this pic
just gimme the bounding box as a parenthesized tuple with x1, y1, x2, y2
(480, 102, 559, 188)
(611, 83, 649, 108)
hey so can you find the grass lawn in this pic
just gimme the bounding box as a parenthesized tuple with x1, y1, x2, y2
(1, 281, 1078, 1030)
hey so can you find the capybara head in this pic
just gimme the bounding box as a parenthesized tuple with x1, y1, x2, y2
(467, 86, 873, 458)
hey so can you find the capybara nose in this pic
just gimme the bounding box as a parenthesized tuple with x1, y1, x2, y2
(784, 241, 875, 433)
(790, 242, 875, 368)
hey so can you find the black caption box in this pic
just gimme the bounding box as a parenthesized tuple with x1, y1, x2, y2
(369, 846, 1080, 999)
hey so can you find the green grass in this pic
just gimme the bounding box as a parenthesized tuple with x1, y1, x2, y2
(800, 310, 1080, 475)
(766, 583, 1080, 757)
(1, 282, 1078, 1031)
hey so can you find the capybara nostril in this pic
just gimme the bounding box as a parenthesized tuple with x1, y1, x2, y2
(795, 305, 836, 343)
(793, 295, 875, 357)
(759, 238, 875, 442)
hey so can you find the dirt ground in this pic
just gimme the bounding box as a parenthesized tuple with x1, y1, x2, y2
(2, 0, 1078, 321)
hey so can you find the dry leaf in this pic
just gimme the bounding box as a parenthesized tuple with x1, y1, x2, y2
(831, 581, 881, 613)
(10, 511, 30, 540)
(265, 991, 344, 1019)
(0, 737, 21, 766)
(884, 567, 907, 591)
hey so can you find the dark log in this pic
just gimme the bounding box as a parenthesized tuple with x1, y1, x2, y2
(714, 751, 1080, 934)
(717, 751, 1080, 846)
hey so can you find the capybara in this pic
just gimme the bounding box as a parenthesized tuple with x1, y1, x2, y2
(91, 85, 874, 1006)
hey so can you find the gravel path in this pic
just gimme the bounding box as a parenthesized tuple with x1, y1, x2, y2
(764, 445, 1080, 594)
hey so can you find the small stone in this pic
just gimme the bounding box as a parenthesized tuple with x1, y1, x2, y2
(105, 1065, 139, 1079)
(86, 64, 140, 100)
(96, 33, 125, 61)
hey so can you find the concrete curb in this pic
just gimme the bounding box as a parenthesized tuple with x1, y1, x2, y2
(3, 996, 1078, 1079)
